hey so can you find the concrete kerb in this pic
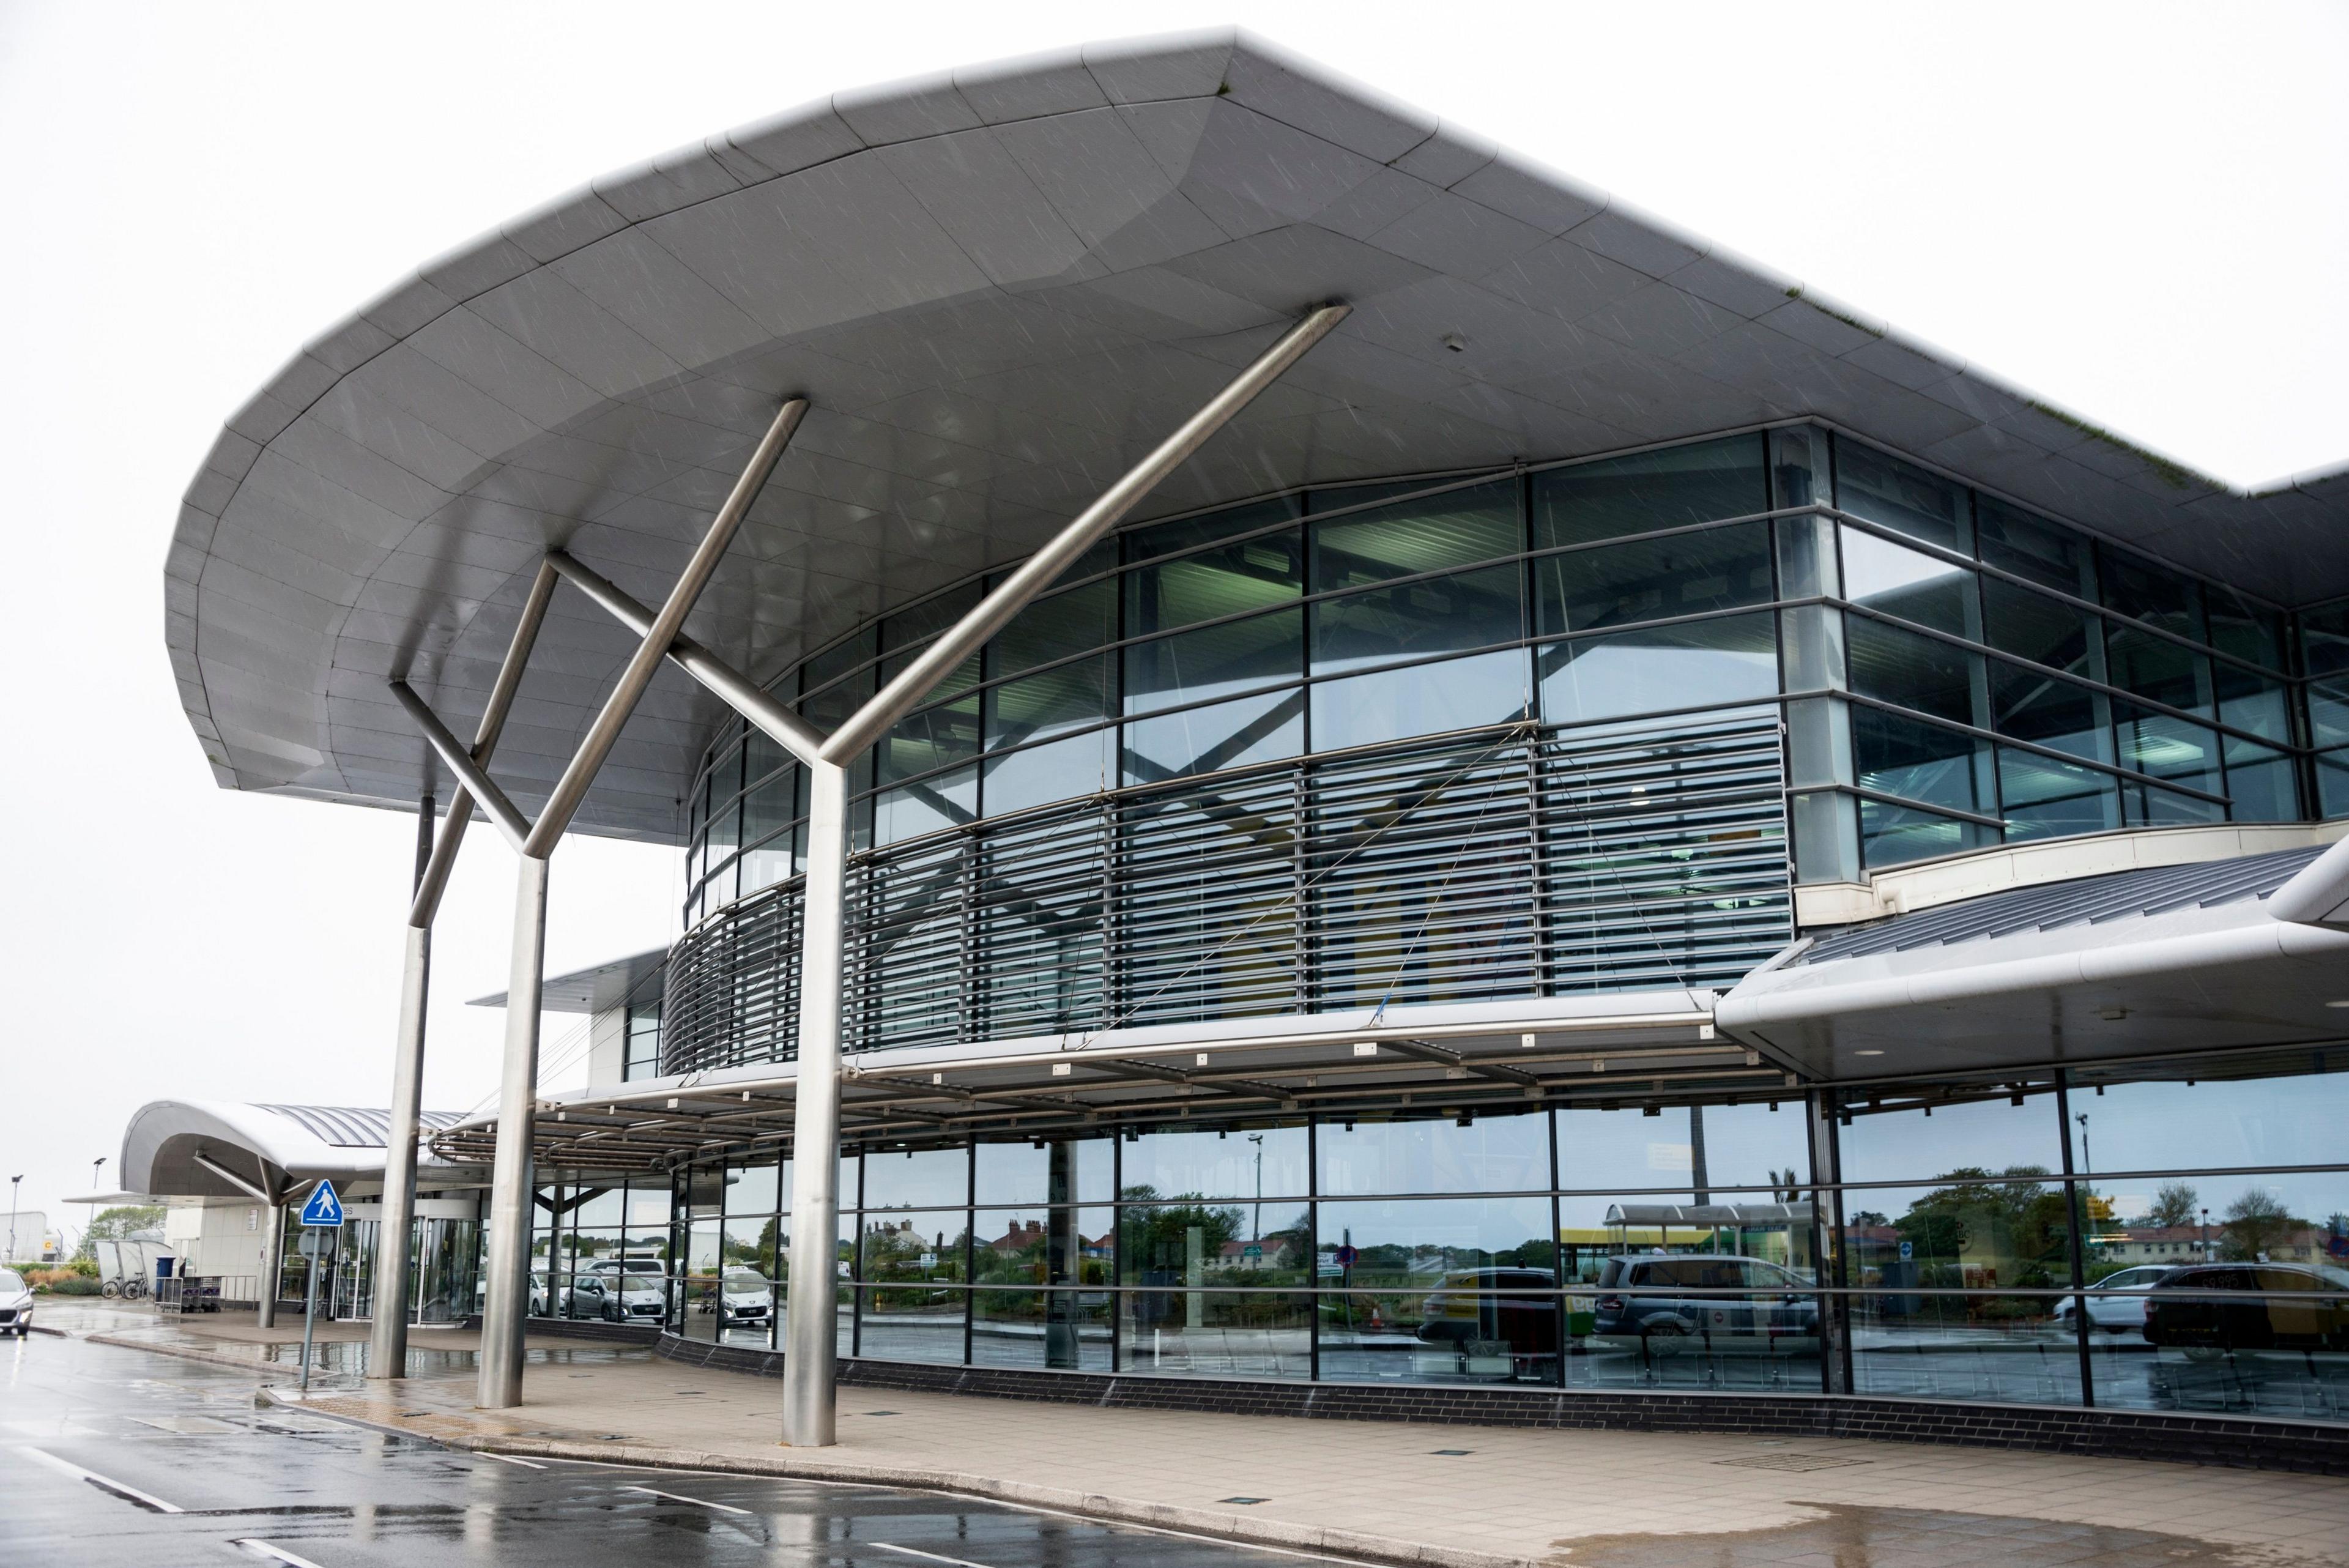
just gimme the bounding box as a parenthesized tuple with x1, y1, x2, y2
(248, 1385, 1543, 1568)
(86, 1329, 305, 1381)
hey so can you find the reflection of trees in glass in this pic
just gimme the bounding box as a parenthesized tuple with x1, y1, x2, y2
(2221, 1189, 2300, 1260)
(1121, 1186, 1243, 1268)
(2141, 1181, 2200, 1229)
(1893, 1167, 2069, 1291)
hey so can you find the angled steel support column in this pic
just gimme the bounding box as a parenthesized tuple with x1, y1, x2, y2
(477, 396, 806, 1411)
(542, 551, 826, 768)
(369, 563, 558, 1382)
(779, 305, 1348, 1447)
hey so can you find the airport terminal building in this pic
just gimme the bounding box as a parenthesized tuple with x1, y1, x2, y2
(160, 33, 2349, 1449)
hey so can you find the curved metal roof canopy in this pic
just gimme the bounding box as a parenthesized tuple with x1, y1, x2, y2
(121, 1100, 469, 1200)
(168, 29, 2349, 844)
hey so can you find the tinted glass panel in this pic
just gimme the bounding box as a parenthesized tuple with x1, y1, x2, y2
(1312, 647, 1528, 751)
(1861, 799, 1984, 868)
(1125, 608, 1302, 716)
(987, 655, 1110, 748)
(863, 1148, 970, 1210)
(1311, 479, 1520, 590)
(1313, 564, 1521, 675)
(1976, 496, 2092, 596)
(1854, 707, 1986, 814)
(2222, 738, 2298, 822)
(982, 729, 1113, 816)
(1533, 436, 1763, 548)
(1983, 579, 2097, 677)
(1835, 440, 1970, 550)
(1126, 517, 1302, 635)
(1538, 612, 1777, 724)
(1847, 617, 1979, 726)
(1557, 1102, 1808, 1192)
(2101, 550, 2203, 641)
(1841, 527, 1975, 636)
(1998, 748, 2120, 840)
(1122, 688, 1304, 783)
(2214, 661, 2293, 745)
(2112, 704, 2220, 795)
(1988, 661, 2109, 763)
(2205, 585, 2285, 672)
(1837, 1083, 2061, 1185)
(1536, 521, 1773, 635)
(1121, 1124, 1310, 1200)
(1318, 1112, 1551, 1195)
(993, 579, 1115, 678)
(2106, 625, 2210, 716)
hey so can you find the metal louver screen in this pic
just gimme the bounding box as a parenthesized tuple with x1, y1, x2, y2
(660, 707, 1791, 1074)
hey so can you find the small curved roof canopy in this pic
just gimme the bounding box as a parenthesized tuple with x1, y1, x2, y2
(121, 1101, 469, 1201)
(1718, 846, 2349, 1079)
(169, 29, 2349, 843)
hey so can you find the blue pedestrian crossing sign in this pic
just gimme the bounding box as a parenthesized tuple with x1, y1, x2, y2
(299, 1180, 345, 1228)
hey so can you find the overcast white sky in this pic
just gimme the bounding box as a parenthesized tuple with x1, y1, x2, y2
(1, 2, 2342, 1247)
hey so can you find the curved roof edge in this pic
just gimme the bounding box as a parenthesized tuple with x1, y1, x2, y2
(168, 29, 2349, 836)
(120, 1100, 469, 1200)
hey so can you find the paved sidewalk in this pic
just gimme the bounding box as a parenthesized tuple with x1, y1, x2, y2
(40, 1302, 2349, 1568)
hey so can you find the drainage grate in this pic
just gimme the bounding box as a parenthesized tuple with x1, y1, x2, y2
(1713, 1452, 1873, 1473)
(1220, 1498, 1271, 1506)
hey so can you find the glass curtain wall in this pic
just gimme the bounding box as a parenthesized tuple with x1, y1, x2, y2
(682, 422, 2317, 924)
(650, 1045, 2347, 1417)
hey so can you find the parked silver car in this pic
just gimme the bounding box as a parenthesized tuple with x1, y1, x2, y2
(0, 1269, 34, 1337)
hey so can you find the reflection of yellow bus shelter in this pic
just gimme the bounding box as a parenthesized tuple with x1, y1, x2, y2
(1560, 1227, 1715, 1249)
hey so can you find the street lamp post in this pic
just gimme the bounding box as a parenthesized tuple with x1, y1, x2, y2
(1248, 1134, 1264, 1245)
(87, 1158, 105, 1266)
(7, 1175, 20, 1265)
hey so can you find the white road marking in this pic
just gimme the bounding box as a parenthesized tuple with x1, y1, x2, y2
(232, 1540, 335, 1568)
(984, 1499, 1392, 1568)
(23, 1447, 185, 1513)
(869, 1544, 993, 1568)
(480, 1451, 547, 1470)
(625, 1483, 755, 1515)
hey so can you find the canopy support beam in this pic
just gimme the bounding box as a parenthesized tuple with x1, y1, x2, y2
(475, 396, 806, 1411)
(369, 562, 557, 1381)
(780, 304, 1348, 1447)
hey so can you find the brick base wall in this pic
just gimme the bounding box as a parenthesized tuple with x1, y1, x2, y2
(653, 1335, 2349, 1476)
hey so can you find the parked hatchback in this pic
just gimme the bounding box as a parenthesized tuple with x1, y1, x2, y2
(2144, 1263, 2349, 1353)
(0, 1269, 31, 1337)
(1590, 1255, 1817, 1353)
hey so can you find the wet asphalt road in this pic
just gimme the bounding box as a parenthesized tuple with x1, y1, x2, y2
(0, 1333, 1327, 1568)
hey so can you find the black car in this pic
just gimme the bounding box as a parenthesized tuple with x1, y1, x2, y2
(2143, 1263, 2349, 1353)
(1590, 1254, 1818, 1354)
(1414, 1267, 1559, 1353)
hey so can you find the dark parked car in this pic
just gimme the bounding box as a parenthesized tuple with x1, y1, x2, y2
(2143, 1263, 2349, 1353)
(1591, 1255, 1817, 1354)
(1414, 1267, 1559, 1353)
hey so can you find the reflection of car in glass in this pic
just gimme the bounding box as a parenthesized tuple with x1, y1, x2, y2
(1590, 1255, 1817, 1353)
(570, 1273, 670, 1323)
(717, 1269, 771, 1325)
(1414, 1268, 1557, 1353)
(2055, 1265, 2174, 1332)
(582, 1255, 667, 1280)
(2144, 1264, 2349, 1353)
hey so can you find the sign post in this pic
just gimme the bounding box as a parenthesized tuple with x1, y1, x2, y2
(297, 1180, 344, 1393)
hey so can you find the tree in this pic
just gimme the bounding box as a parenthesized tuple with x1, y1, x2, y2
(2219, 1189, 2298, 1261)
(72, 1205, 166, 1262)
(2145, 1181, 2199, 1230)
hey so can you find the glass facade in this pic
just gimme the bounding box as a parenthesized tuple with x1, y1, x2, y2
(662, 425, 2327, 1075)
(615, 1046, 2345, 1414)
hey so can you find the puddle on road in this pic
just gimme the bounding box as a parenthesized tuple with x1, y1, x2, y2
(1551, 1501, 2315, 1568)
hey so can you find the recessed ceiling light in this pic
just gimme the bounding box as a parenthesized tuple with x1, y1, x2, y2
(2326, 1000, 2349, 1009)
(1855, 1049, 1885, 1057)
